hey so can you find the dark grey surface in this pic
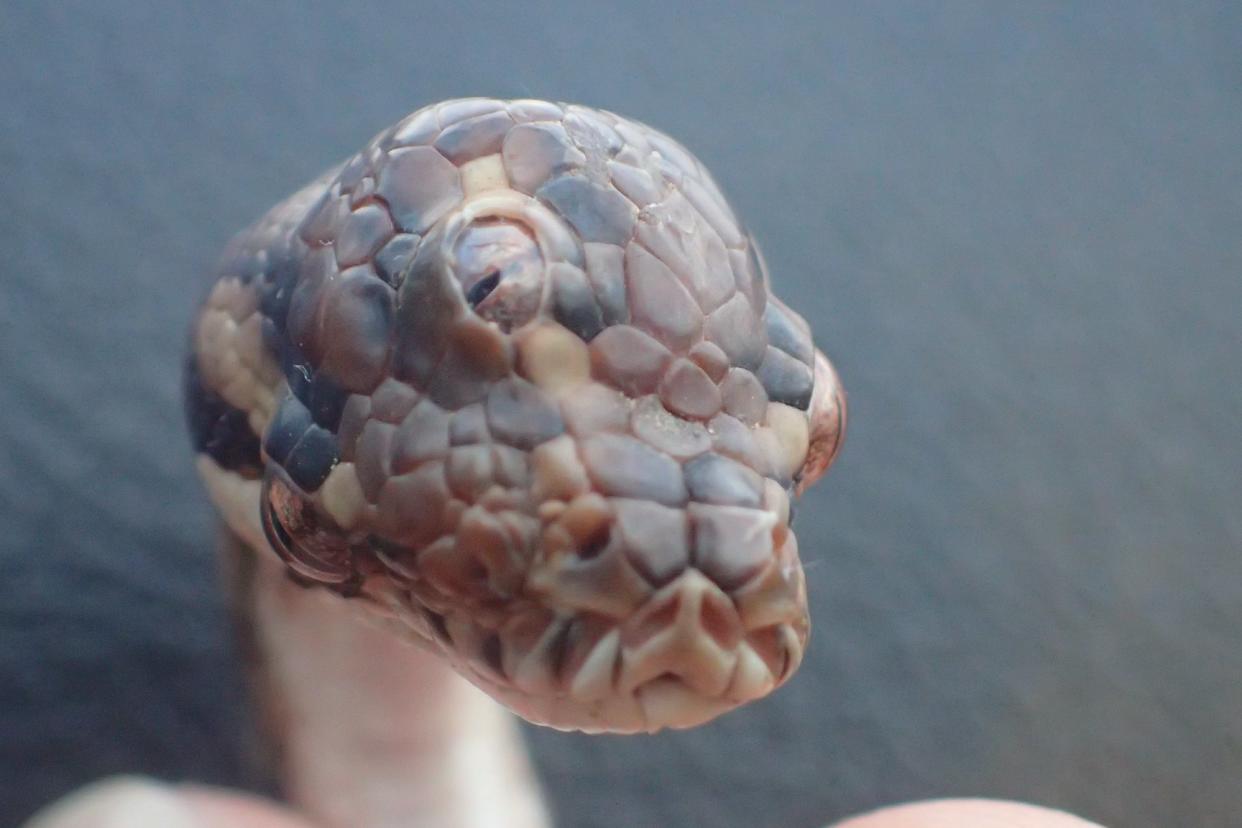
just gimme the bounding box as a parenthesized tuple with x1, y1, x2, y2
(3, 2, 1240, 826)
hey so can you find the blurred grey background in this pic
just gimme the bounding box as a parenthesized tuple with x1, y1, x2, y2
(2, 2, 1240, 826)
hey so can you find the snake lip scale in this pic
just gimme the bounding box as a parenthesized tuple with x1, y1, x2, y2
(186, 97, 846, 735)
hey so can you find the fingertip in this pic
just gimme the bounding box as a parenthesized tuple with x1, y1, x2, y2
(22, 777, 312, 828)
(180, 786, 313, 827)
(831, 798, 1104, 828)
(22, 777, 201, 828)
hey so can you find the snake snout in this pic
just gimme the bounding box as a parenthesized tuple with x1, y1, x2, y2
(452, 486, 810, 732)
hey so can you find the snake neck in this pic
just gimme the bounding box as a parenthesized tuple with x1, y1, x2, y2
(222, 528, 551, 828)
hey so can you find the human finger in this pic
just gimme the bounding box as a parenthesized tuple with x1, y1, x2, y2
(831, 798, 1104, 828)
(22, 776, 312, 828)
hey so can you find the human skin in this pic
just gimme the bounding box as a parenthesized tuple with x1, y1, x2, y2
(27, 781, 1103, 828)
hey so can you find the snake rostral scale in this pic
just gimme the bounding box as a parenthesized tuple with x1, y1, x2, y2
(185, 99, 845, 755)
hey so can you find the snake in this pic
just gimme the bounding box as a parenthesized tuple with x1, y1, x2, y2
(184, 97, 845, 823)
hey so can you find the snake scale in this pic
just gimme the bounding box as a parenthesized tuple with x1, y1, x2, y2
(184, 98, 846, 742)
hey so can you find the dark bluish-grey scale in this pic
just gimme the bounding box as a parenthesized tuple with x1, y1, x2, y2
(187, 219, 349, 498)
(757, 302, 816, 410)
(763, 301, 815, 366)
(305, 372, 350, 431)
(550, 265, 606, 341)
(393, 243, 462, 390)
(434, 111, 514, 162)
(262, 394, 344, 492)
(485, 378, 565, 450)
(282, 425, 341, 492)
(263, 395, 314, 467)
(184, 355, 262, 477)
(254, 243, 319, 407)
(683, 453, 764, 508)
(187, 212, 301, 484)
(536, 176, 635, 246)
(257, 246, 303, 329)
(756, 346, 814, 410)
(374, 234, 421, 288)
(260, 366, 343, 492)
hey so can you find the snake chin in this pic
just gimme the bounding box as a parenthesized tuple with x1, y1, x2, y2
(369, 567, 808, 734)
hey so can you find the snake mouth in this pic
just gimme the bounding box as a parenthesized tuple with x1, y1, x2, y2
(344, 491, 811, 733)
(388, 564, 808, 734)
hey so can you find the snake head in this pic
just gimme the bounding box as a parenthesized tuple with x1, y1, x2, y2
(189, 99, 845, 733)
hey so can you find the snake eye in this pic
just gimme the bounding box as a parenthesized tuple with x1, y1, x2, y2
(465, 269, 501, 308)
(261, 467, 356, 587)
(451, 219, 544, 332)
(798, 351, 847, 494)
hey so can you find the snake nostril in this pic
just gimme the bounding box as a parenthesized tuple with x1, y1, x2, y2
(698, 591, 742, 650)
(547, 621, 573, 682)
(627, 594, 681, 648)
(423, 609, 451, 644)
(480, 633, 505, 676)
(577, 522, 611, 560)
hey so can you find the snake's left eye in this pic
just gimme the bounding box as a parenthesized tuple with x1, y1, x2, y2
(465, 269, 502, 308)
(261, 467, 356, 588)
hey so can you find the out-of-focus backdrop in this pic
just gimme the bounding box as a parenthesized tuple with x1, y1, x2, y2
(2, 3, 1240, 826)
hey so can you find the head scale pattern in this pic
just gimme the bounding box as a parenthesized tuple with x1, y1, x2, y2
(186, 98, 845, 732)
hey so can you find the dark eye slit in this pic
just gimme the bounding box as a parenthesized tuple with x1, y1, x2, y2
(466, 270, 501, 308)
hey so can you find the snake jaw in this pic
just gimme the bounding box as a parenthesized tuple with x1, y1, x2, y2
(389, 557, 807, 734)
(187, 98, 844, 733)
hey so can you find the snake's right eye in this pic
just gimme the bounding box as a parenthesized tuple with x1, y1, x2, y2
(465, 270, 501, 308)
